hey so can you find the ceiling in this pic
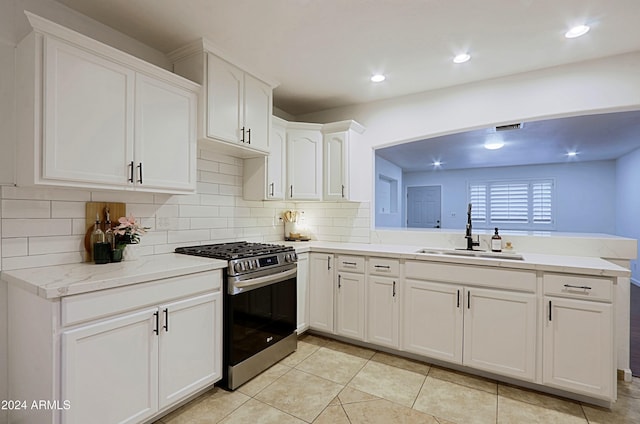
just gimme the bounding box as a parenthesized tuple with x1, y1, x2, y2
(52, 0, 640, 116)
(376, 111, 640, 172)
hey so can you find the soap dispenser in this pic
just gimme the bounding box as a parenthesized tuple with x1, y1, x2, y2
(491, 227, 502, 252)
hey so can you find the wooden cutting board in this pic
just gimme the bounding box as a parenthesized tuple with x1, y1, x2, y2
(84, 202, 126, 261)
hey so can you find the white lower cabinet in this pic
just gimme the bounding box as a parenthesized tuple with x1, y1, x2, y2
(336, 272, 365, 340)
(542, 273, 615, 399)
(296, 253, 310, 333)
(8, 269, 222, 424)
(402, 280, 536, 381)
(62, 308, 159, 424)
(64, 292, 222, 424)
(367, 275, 400, 348)
(309, 253, 335, 333)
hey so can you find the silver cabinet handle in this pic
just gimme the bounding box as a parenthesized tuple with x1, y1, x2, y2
(564, 284, 592, 290)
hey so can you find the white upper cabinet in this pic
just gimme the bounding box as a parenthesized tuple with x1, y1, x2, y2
(16, 13, 199, 194)
(287, 124, 323, 200)
(243, 116, 286, 200)
(170, 39, 275, 158)
(322, 121, 365, 201)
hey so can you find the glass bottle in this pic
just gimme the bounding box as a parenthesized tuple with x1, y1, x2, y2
(91, 213, 108, 263)
(491, 227, 502, 252)
(104, 208, 115, 250)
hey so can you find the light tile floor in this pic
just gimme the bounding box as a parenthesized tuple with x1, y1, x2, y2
(157, 334, 640, 424)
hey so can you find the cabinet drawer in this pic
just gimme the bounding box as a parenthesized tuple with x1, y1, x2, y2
(543, 273, 613, 302)
(368, 257, 400, 277)
(337, 255, 365, 273)
(62, 270, 221, 326)
(405, 261, 536, 292)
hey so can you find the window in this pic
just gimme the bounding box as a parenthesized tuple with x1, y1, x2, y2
(468, 179, 555, 230)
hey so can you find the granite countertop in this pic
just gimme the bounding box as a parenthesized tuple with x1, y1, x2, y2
(285, 241, 631, 278)
(1, 253, 227, 299)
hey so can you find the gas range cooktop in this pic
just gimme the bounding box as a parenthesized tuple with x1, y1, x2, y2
(175, 241, 294, 260)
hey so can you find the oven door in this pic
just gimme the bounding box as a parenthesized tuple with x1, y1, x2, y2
(225, 266, 297, 366)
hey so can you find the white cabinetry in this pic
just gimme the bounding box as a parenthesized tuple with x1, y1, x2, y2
(322, 121, 366, 201)
(8, 268, 222, 424)
(403, 261, 537, 381)
(309, 253, 335, 333)
(367, 257, 401, 349)
(296, 252, 310, 334)
(335, 256, 365, 340)
(170, 39, 275, 158)
(543, 273, 614, 399)
(16, 13, 198, 194)
(244, 117, 286, 200)
(206, 54, 271, 152)
(287, 124, 323, 200)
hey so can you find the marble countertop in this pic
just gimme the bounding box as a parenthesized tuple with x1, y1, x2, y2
(1, 253, 227, 299)
(285, 241, 631, 278)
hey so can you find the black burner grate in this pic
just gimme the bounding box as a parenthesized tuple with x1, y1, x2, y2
(175, 241, 293, 260)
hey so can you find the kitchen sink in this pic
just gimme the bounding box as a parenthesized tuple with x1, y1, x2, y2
(415, 248, 524, 260)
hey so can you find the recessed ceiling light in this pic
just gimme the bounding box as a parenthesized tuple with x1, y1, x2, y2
(453, 53, 471, 64)
(433, 161, 442, 166)
(565, 25, 590, 39)
(484, 140, 505, 150)
(371, 74, 386, 82)
(567, 151, 578, 157)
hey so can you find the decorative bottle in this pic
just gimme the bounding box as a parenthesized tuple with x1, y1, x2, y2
(491, 227, 502, 252)
(91, 213, 108, 264)
(104, 208, 115, 250)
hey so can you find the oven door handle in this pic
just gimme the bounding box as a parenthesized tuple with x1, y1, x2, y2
(230, 267, 297, 295)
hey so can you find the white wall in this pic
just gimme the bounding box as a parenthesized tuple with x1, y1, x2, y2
(616, 147, 640, 283)
(402, 160, 617, 233)
(375, 156, 403, 227)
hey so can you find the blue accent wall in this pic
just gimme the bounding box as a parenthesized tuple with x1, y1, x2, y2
(616, 147, 640, 282)
(402, 160, 617, 233)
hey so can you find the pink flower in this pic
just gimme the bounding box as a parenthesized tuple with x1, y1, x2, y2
(114, 215, 149, 243)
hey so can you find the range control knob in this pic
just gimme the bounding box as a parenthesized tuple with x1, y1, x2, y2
(234, 262, 244, 273)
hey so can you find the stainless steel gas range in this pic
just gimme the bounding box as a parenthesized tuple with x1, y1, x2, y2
(175, 242, 297, 390)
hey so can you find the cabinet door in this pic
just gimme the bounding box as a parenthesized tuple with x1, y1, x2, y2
(367, 275, 399, 348)
(243, 73, 271, 152)
(296, 253, 310, 333)
(44, 37, 134, 186)
(135, 73, 197, 193)
(543, 297, 613, 398)
(267, 122, 286, 199)
(323, 131, 348, 200)
(61, 308, 158, 424)
(336, 272, 365, 340)
(158, 292, 221, 409)
(206, 53, 243, 143)
(402, 280, 463, 363)
(287, 129, 322, 200)
(308, 253, 335, 332)
(463, 288, 536, 381)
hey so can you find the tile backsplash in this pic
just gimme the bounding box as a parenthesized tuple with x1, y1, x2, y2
(0, 150, 371, 271)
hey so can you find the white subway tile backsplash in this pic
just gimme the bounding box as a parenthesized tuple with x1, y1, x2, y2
(1, 150, 372, 270)
(2, 219, 72, 237)
(29, 235, 84, 255)
(1, 238, 28, 257)
(51, 201, 85, 218)
(1, 200, 50, 218)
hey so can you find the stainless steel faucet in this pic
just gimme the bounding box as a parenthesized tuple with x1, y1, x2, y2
(465, 203, 480, 250)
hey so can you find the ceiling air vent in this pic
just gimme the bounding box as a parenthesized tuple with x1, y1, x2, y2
(495, 123, 522, 132)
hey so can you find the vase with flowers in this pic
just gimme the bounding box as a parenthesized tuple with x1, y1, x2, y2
(114, 215, 149, 261)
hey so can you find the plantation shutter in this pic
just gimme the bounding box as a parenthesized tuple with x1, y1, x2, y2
(469, 184, 487, 222)
(532, 180, 553, 224)
(489, 183, 529, 223)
